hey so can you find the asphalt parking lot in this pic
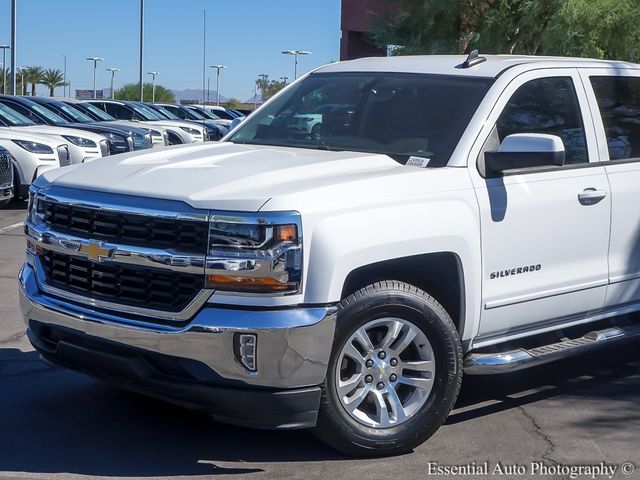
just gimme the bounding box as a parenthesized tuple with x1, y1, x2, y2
(0, 199, 638, 480)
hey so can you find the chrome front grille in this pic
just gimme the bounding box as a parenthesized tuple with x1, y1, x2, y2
(0, 152, 12, 186)
(41, 250, 203, 312)
(57, 146, 70, 167)
(42, 199, 209, 255)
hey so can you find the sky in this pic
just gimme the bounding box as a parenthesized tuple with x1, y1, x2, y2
(0, 0, 342, 100)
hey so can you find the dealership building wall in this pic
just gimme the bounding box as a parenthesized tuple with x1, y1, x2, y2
(340, 0, 387, 60)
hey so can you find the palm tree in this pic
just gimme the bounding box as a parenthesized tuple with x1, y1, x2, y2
(22, 66, 44, 96)
(42, 68, 65, 97)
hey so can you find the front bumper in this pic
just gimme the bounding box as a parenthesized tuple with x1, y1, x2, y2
(19, 262, 337, 429)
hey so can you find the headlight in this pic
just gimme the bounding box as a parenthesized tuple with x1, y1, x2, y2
(205, 212, 302, 294)
(101, 132, 127, 146)
(12, 140, 54, 154)
(180, 126, 201, 136)
(62, 135, 97, 148)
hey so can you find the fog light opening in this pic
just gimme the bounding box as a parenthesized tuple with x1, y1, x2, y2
(235, 333, 257, 372)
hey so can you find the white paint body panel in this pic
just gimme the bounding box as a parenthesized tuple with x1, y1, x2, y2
(18, 125, 104, 164)
(0, 129, 63, 187)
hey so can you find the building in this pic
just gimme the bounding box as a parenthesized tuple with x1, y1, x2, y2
(340, 0, 389, 60)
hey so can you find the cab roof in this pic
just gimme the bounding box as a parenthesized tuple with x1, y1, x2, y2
(316, 55, 640, 78)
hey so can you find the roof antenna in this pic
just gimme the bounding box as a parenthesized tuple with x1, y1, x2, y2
(457, 49, 487, 69)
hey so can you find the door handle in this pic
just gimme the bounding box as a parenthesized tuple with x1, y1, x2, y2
(578, 188, 607, 206)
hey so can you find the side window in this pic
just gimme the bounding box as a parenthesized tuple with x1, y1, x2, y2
(496, 77, 588, 165)
(590, 76, 640, 161)
(105, 104, 130, 120)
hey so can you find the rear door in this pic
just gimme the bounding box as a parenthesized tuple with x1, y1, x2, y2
(580, 69, 640, 308)
(469, 69, 611, 341)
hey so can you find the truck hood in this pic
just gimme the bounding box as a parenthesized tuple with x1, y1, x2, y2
(36, 142, 406, 211)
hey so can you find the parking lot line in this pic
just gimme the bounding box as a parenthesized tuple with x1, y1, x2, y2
(0, 222, 24, 234)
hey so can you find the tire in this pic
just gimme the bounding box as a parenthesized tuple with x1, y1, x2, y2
(314, 281, 463, 457)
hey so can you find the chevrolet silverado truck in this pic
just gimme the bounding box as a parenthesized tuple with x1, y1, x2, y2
(19, 53, 640, 456)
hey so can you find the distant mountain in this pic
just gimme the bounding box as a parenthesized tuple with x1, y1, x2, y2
(171, 89, 227, 104)
(244, 93, 262, 104)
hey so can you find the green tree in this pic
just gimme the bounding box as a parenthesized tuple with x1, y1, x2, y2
(370, 0, 640, 60)
(255, 76, 287, 101)
(42, 68, 66, 97)
(113, 82, 175, 103)
(225, 97, 243, 109)
(22, 66, 44, 96)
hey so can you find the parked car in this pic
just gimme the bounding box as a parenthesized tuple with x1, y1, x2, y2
(0, 128, 65, 197)
(20, 54, 640, 457)
(29, 97, 153, 153)
(63, 99, 169, 148)
(0, 95, 117, 158)
(145, 103, 226, 141)
(87, 100, 205, 144)
(191, 104, 238, 120)
(0, 145, 14, 207)
(0, 100, 100, 167)
(234, 109, 254, 116)
(150, 103, 229, 139)
(184, 105, 233, 128)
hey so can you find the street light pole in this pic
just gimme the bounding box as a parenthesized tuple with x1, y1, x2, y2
(257, 73, 268, 104)
(279, 76, 289, 85)
(86, 57, 104, 99)
(10, 0, 17, 95)
(106, 68, 120, 99)
(18, 66, 24, 95)
(61, 54, 67, 97)
(139, 0, 144, 101)
(0, 46, 9, 95)
(281, 50, 311, 79)
(147, 71, 159, 102)
(209, 65, 226, 106)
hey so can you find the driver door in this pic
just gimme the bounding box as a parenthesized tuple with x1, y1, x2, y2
(469, 69, 611, 342)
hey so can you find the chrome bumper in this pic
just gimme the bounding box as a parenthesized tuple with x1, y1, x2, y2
(19, 263, 337, 389)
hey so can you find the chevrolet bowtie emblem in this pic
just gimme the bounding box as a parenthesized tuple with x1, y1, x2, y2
(80, 242, 114, 262)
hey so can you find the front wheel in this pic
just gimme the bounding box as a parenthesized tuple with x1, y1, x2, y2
(314, 281, 463, 456)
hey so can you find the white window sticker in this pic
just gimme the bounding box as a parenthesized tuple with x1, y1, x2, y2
(406, 156, 431, 168)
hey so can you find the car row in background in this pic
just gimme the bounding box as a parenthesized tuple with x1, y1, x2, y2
(0, 95, 243, 207)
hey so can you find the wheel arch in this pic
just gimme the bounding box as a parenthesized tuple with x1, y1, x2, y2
(340, 252, 466, 335)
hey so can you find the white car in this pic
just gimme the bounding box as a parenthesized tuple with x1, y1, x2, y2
(0, 129, 66, 197)
(62, 99, 170, 148)
(20, 54, 640, 456)
(0, 103, 106, 164)
(87, 100, 205, 144)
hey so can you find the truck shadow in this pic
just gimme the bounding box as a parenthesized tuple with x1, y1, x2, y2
(0, 342, 638, 477)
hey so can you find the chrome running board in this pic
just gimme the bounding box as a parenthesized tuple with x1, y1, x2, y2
(464, 324, 640, 375)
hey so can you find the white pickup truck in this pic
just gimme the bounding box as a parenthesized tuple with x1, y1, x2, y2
(19, 53, 640, 456)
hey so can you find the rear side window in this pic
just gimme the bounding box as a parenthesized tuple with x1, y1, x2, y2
(496, 77, 588, 165)
(590, 76, 640, 161)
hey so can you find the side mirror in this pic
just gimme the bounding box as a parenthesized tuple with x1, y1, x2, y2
(485, 133, 565, 176)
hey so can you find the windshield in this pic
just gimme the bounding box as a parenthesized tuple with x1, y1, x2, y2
(29, 102, 69, 125)
(131, 104, 164, 121)
(230, 72, 493, 166)
(191, 106, 221, 120)
(0, 103, 36, 126)
(174, 106, 201, 120)
(76, 102, 116, 121)
(52, 102, 95, 123)
(151, 105, 181, 120)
